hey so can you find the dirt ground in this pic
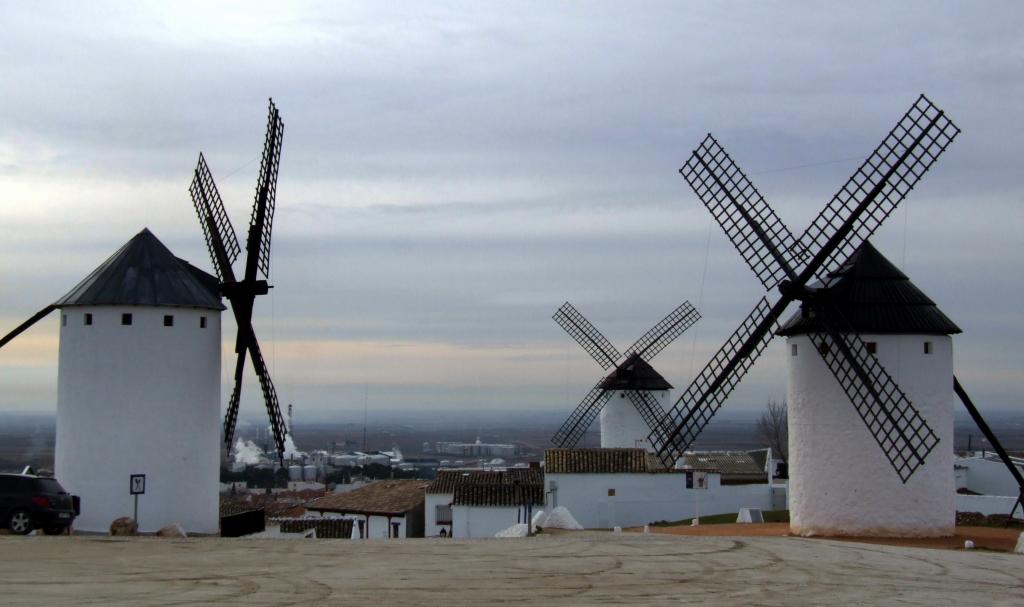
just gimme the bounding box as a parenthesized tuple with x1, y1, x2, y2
(2, 532, 1023, 606)
(644, 523, 1023, 552)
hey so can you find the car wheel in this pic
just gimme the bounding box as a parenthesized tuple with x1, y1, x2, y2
(43, 525, 66, 536)
(9, 509, 33, 535)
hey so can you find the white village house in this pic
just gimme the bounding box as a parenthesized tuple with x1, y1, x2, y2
(954, 452, 1024, 516)
(306, 479, 429, 538)
(425, 468, 544, 538)
(544, 448, 774, 528)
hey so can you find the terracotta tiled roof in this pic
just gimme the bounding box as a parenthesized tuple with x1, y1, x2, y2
(453, 483, 545, 507)
(426, 468, 543, 494)
(220, 489, 326, 519)
(306, 480, 430, 516)
(545, 448, 679, 474)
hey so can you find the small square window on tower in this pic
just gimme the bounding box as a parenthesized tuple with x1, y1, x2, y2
(791, 344, 798, 356)
(62, 314, 67, 327)
(924, 341, 933, 355)
(866, 342, 877, 354)
(200, 316, 207, 329)
(84, 313, 93, 326)
(163, 315, 174, 327)
(121, 313, 133, 326)
(607, 488, 616, 497)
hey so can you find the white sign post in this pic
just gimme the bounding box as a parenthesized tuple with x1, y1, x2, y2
(130, 474, 146, 524)
(685, 470, 708, 526)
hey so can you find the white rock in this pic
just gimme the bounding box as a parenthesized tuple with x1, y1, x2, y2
(544, 506, 583, 531)
(964, 540, 975, 550)
(495, 523, 529, 538)
(643, 524, 651, 534)
(156, 523, 187, 538)
(531, 509, 548, 528)
(1014, 532, 1024, 554)
(612, 526, 622, 534)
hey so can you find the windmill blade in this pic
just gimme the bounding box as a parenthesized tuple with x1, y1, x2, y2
(624, 390, 670, 450)
(551, 384, 613, 448)
(245, 331, 288, 458)
(247, 99, 284, 280)
(798, 95, 960, 283)
(680, 135, 804, 290)
(189, 153, 241, 282)
(0, 305, 57, 350)
(553, 302, 621, 369)
(655, 297, 780, 468)
(222, 350, 246, 449)
(625, 301, 701, 362)
(805, 325, 939, 482)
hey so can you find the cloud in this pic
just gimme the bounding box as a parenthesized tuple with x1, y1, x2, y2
(0, 1, 1022, 417)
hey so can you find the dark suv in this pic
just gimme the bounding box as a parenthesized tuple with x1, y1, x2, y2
(0, 474, 77, 535)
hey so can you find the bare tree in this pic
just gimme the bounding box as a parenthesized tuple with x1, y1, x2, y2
(757, 400, 788, 463)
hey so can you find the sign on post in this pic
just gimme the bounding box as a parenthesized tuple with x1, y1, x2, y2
(684, 469, 708, 526)
(684, 470, 708, 490)
(130, 474, 146, 524)
(130, 474, 146, 495)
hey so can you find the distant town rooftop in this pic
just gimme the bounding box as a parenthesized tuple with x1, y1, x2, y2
(679, 452, 766, 484)
(306, 480, 430, 517)
(545, 448, 687, 474)
(453, 483, 545, 507)
(427, 468, 543, 494)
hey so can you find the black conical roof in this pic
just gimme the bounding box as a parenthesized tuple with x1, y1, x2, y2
(54, 228, 225, 310)
(599, 353, 673, 391)
(777, 241, 959, 336)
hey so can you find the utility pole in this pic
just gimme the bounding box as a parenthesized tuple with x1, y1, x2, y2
(362, 384, 369, 453)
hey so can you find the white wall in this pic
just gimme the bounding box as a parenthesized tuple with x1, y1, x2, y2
(954, 467, 967, 491)
(771, 483, 788, 511)
(955, 456, 1023, 497)
(956, 494, 1022, 517)
(452, 504, 523, 538)
(600, 390, 669, 450)
(353, 514, 406, 539)
(425, 493, 453, 537)
(787, 334, 955, 537)
(546, 472, 772, 529)
(55, 306, 221, 534)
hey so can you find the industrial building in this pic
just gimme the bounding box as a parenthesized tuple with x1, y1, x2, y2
(434, 439, 517, 458)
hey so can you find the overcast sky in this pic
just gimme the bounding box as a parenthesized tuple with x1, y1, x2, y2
(0, 2, 1021, 424)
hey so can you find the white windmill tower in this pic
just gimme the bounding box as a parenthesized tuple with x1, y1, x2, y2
(550, 301, 700, 452)
(655, 95, 978, 537)
(1, 228, 225, 533)
(777, 242, 960, 536)
(597, 354, 675, 449)
(1, 100, 293, 535)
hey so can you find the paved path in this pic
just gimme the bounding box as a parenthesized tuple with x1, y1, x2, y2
(1, 532, 1022, 605)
